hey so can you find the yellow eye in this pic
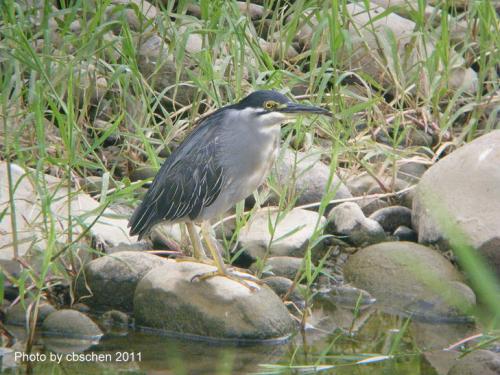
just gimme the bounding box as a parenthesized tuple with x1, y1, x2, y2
(264, 101, 278, 110)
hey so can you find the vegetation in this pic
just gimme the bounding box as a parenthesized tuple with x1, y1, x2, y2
(0, 0, 498, 373)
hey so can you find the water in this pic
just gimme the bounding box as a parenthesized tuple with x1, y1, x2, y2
(1, 303, 478, 375)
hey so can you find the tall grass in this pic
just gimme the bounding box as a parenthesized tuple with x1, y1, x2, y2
(0, 0, 498, 373)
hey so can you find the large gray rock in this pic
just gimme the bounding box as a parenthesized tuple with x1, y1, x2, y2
(447, 350, 500, 375)
(42, 309, 103, 339)
(76, 251, 167, 312)
(259, 256, 303, 279)
(412, 131, 500, 276)
(134, 261, 294, 340)
(238, 207, 327, 260)
(327, 202, 386, 246)
(270, 149, 352, 208)
(344, 242, 476, 321)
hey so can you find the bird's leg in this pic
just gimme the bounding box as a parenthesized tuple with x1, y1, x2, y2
(186, 222, 206, 259)
(191, 221, 260, 291)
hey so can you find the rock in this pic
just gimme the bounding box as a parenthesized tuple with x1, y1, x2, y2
(80, 175, 117, 195)
(294, 3, 477, 94)
(316, 285, 376, 308)
(134, 261, 294, 340)
(106, 0, 158, 33)
(236, 1, 265, 19)
(238, 207, 327, 260)
(344, 242, 476, 321)
(5, 301, 56, 326)
(262, 276, 304, 306)
(0, 162, 136, 261)
(42, 309, 103, 339)
(369, 206, 412, 233)
(101, 310, 129, 327)
(447, 350, 500, 375)
(75, 251, 167, 312)
(270, 149, 352, 209)
(137, 35, 196, 106)
(394, 225, 418, 242)
(130, 166, 157, 182)
(397, 160, 430, 183)
(342, 2, 477, 94)
(327, 202, 386, 246)
(261, 256, 303, 279)
(412, 131, 500, 276)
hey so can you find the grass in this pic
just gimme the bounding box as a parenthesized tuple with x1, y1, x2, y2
(0, 0, 499, 373)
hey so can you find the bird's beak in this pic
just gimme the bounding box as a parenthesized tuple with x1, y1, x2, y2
(278, 102, 332, 117)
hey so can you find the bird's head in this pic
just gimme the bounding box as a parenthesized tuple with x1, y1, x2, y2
(232, 90, 332, 127)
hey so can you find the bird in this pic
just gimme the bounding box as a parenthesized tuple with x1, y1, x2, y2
(128, 90, 331, 285)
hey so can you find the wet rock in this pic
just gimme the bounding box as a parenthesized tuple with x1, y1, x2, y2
(412, 131, 500, 277)
(42, 309, 103, 339)
(316, 285, 376, 308)
(101, 310, 129, 327)
(5, 301, 56, 326)
(238, 207, 327, 260)
(80, 175, 117, 196)
(327, 202, 386, 246)
(259, 256, 303, 279)
(369, 206, 412, 233)
(344, 242, 476, 321)
(262, 276, 304, 306)
(270, 149, 352, 209)
(447, 350, 500, 375)
(134, 261, 294, 340)
(394, 225, 418, 242)
(106, 242, 151, 254)
(75, 251, 167, 312)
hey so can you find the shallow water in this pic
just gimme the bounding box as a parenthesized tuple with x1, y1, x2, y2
(1, 303, 478, 375)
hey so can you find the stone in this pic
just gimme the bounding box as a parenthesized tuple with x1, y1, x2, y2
(134, 261, 294, 340)
(447, 350, 500, 375)
(42, 309, 103, 339)
(394, 225, 418, 242)
(316, 285, 376, 308)
(129, 166, 157, 182)
(0, 162, 137, 261)
(236, 1, 265, 20)
(261, 256, 303, 279)
(5, 301, 56, 326)
(412, 131, 500, 276)
(369, 206, 412, 233)
(270, 149, 352, 209)
(327, 202, 386, 246)
(137, 35, 196, 106)
(106, 0, 158, 33)
(238, 207, 327, 260)
(294, 3, 477, 94)
(344, 242, 476, 321)
(397, 160, 430, 183)
(262, 276, 304, 306)
(101, 310, 129, 327)
(75, 251, 167, 312)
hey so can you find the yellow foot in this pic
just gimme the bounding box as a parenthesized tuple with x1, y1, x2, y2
(191, 268, 262, 291)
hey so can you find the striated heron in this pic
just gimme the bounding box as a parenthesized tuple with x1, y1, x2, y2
(128, 90, 331, 285)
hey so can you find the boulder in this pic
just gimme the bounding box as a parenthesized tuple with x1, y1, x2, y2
(134, 261, 294, 341)
(75, 251, 167, 312)
(344, 242, 476, 321)
(42, 309, 103, 339)
(447, 350, 500, 375)
(412, 131, 500, 276)
(238, 207, 327, 260)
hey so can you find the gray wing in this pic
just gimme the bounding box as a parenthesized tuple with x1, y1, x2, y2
(128, 123, 225, 240)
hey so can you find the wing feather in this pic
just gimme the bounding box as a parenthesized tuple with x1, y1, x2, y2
(128, 121, 225, 240)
